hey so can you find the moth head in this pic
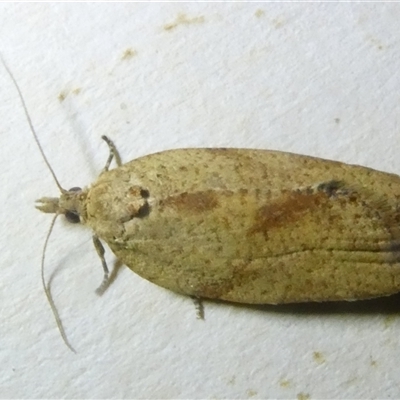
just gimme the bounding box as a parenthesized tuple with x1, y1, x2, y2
(35, 186, 85, 224)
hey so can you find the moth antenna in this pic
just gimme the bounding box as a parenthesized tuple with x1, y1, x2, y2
(0, 54, 65, 193)
(41, 214, 77, 353)
(1, 54, 74, 352)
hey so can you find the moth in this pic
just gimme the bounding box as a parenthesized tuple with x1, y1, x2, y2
(3, 55, 400, 351)
(36, 143, 400, 306)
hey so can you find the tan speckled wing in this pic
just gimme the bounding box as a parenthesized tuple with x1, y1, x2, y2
(84, 149, 400, 304)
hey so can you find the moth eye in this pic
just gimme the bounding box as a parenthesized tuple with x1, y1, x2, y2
(68, 187, 82, 193)
(65, 210, 80, 224)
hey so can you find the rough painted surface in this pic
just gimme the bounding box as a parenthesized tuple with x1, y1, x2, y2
(76, 148, 400, 304)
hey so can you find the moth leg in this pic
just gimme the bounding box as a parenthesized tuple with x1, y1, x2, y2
(93, 234, 110, 295)
(191, 296, 205, 320)
(101, 135, 122, 172)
